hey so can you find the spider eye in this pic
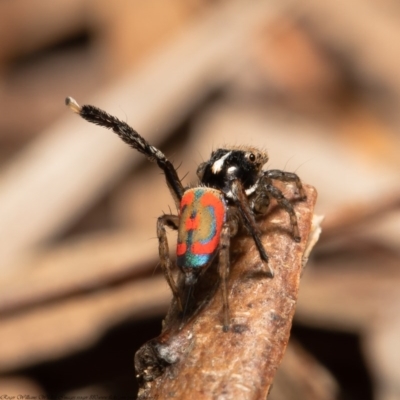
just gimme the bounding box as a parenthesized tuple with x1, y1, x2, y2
(248, 153, 256, 162)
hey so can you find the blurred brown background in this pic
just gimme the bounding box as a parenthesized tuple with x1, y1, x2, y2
(0, 1, 399, 399)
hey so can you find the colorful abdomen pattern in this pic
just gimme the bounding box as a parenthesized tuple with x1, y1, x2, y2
(177, 188, 226, 269)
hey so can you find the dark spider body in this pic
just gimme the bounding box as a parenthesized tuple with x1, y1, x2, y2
(66, 97, 306, 331)
(198, 148, 264, 194)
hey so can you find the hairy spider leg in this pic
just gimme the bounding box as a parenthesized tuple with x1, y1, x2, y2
(256, 170, 307, 242)
(267, 183, 301, 242)
(218, 223, 231, 331)
(157, 214, 183, 311)
(265, 170, 307, 200)
(230, 179, 274, 278)
(65, 97, 184, 208)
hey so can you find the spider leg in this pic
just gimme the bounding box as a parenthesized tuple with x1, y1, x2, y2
(219, 208, 240, 331)
(230, 179, 274, 278)
(264, 169, 306, 200)
(262, 182, 301, 242)
(226, 207, 240, 237)
(66, 97, 184, 207)
(157, 214, 183, 311)
(218, 223, 231, 331)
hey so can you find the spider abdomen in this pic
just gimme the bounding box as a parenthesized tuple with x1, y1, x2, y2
(177, 188, 226, 269)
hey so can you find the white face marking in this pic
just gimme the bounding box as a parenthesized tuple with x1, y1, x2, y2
(227, 166, 237, 175)
(245, 183, 258, 196)
(211, 151, 231, 174)
(225, 183, 256, 199)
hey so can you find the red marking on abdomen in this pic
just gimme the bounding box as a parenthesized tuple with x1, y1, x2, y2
(177, 188, 226, 268)
(177, 242, 187, 256)
(185, 213, 200, 231)
(191, 191, 225, 255)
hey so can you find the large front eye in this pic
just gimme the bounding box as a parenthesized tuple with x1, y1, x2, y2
(248, 153, 256, 162)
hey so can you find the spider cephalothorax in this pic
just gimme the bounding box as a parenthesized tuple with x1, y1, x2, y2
(66, 97, 306, 331)
(197, 148, 268, 197)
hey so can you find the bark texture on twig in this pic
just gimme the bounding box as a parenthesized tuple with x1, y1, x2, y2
(135, 184, 318, 399)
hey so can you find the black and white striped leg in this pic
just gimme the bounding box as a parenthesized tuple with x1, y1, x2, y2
(66, 97, 184, 207)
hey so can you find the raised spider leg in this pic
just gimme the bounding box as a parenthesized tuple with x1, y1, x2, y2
(65, 97, 184, 208)
(230, 179, 274, 278)
(264, 169, 307, 200)
(157, 214, 183, 311)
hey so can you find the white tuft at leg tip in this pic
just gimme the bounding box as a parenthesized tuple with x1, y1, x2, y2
(65, 96, 81, 113)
